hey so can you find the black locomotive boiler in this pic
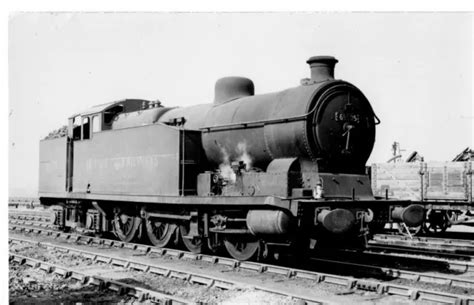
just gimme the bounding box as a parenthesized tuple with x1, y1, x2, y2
(39, 56, 423, 260)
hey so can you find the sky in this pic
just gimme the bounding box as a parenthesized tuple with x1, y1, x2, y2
(8, 12, 473, 197)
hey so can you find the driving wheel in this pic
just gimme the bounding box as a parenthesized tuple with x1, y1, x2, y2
(180, 223, 204, 253)
(146, 219, 176, 247)
(112, 212, 141, 242)
(224, 235, 260, 261)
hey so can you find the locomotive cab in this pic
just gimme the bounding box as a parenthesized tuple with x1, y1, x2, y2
(68, 98, 156, 138)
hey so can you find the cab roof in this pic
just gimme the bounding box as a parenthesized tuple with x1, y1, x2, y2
(68, 99, 151, 119)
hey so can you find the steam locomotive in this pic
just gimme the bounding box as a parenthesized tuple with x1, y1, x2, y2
(39, 56, 423, 260)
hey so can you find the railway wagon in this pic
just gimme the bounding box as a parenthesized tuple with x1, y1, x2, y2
(39, 56, 423, 260)
(371, 160, 473, 234)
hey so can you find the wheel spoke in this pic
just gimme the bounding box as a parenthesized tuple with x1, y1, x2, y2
(113, 213, 140, 243)
(145, 218, 175, 247)
(423, 209, 449, 235)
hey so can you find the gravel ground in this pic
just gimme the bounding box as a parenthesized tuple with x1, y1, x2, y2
(9, 263, 129, 304)
(9, 238, 297, 304)
(9, 231, 446, 304)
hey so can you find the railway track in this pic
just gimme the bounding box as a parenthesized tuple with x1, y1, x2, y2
(328, 248, 474, 274)
(9, 213, 52, 223)
(9, 223, 474, 304)
(10, 219, 56, 230)
(9, 213, 474, 266)
(374, 233, 474, 247)
(10, 237, 324, 304)
(9, 213, 474, 265)
(8, 198, 41, 209)
(308, 256, 474, 289)
(11, 214, 474, 266)
(9, 208, 51, 215)
(367, 242, 474, 261)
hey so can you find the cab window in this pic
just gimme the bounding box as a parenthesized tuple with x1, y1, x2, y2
(82, 117, 90, 140)
(72, 116, 81, 140)
(92, 115, 101, 133)
(104, 105, 124, 125)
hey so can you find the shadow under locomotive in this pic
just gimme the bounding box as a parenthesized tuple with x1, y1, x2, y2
(38, 56, 424, 261)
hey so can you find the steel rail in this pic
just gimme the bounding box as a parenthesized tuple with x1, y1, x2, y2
(374, 234, 474, 247)
(334, 248, 474, 274)
(9, 219, 56, 229)
(9, 214, 51, 223)
(9, 252, 191, 304)
(9, 224, 474, 304)
(309, 257, 474, 289)
(10, 237, 325, 305)
(367, 243, 474, 261)
(9, 209, 50, 215)
(8, 198, 41, 209)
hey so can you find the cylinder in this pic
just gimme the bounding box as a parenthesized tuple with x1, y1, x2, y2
(246, 210, 293, 235)
(317, 208, 356, 234)
(391, 204, 425, 227)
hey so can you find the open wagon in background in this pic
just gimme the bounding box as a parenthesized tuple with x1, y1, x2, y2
(371, 148, 474, 235)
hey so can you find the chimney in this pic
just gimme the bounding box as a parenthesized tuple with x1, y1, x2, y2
(306, 56, 338, 82)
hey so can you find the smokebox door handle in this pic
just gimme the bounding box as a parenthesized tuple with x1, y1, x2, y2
(373, 113, 381, 125)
